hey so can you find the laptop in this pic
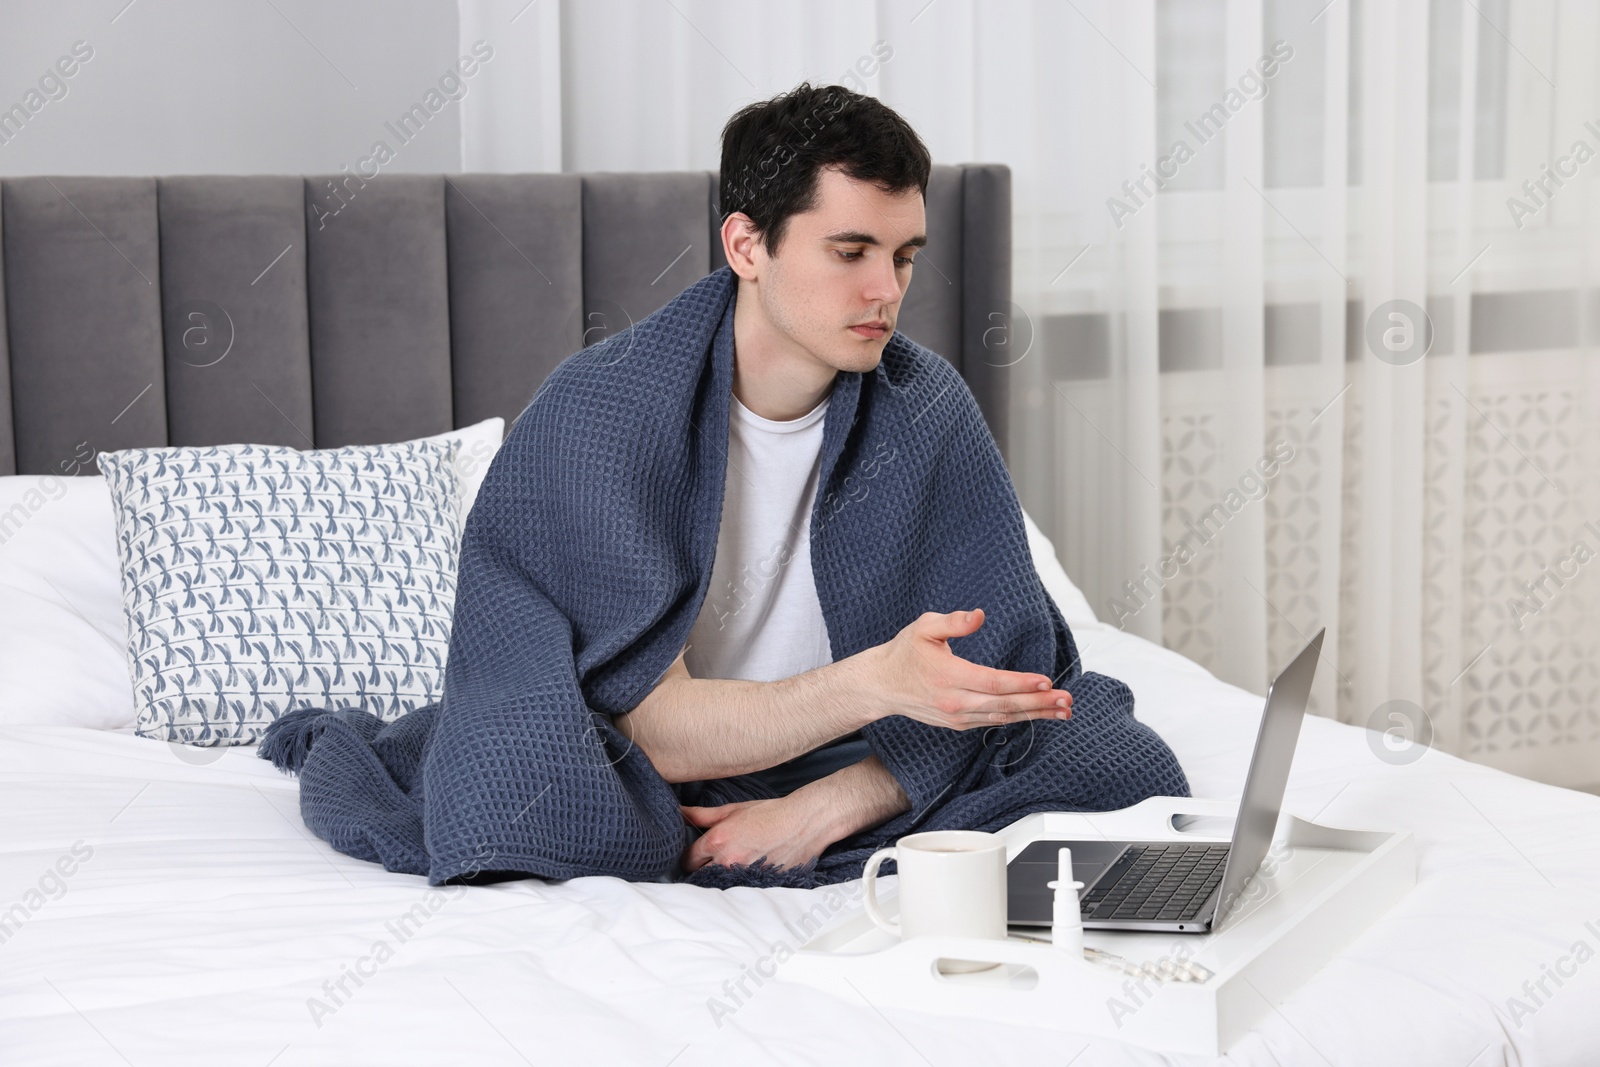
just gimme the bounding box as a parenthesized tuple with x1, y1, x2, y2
(1006, 627, 1324, 934)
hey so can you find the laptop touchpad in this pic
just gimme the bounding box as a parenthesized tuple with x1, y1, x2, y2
(1010, 839, 1127, 886)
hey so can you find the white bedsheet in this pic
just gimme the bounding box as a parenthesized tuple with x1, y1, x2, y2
(2, 621, 1597, 1066)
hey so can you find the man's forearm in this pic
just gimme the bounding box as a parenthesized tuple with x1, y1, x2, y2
(788, 754, 910, 844)
(615, 652, 878, 783)
(616, 609, 1075, 786)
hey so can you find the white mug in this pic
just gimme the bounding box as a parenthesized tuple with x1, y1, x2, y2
(862, 829, 1008, 973)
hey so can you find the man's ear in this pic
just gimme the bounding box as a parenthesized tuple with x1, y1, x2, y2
(722, 212, 764, 280)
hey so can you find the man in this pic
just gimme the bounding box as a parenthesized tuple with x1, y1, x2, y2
(617, 87, 1081, 875)
(263, 82, 1188, 890)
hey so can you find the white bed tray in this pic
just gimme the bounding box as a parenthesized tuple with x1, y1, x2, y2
(781, 796, 1415, 1057)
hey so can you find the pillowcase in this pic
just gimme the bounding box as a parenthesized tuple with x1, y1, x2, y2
(0, 475, 140, 730)
(96, 438, 465, 745)
(1020, 507, 1099, 629)
(0, 419, 507, 734)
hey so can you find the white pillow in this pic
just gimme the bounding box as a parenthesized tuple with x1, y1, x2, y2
(1020, 507, 1099, 629)
(0, 475, 138, 730)
(0, 418, 506, 733)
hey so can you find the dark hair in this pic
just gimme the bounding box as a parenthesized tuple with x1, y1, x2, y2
(719, 82, 932, 257)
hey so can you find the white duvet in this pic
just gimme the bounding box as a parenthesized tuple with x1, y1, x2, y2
(3, 620, 1598, 1066)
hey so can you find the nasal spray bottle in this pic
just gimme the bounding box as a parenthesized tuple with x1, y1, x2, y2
(1046, 846, 1086, 957)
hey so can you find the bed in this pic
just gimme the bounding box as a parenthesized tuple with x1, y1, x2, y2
(2, 169, 1597, 1066)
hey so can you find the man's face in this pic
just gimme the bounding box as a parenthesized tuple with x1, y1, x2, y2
(749, 166, 926, 375)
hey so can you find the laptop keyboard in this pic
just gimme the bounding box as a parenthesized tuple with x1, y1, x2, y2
(1080, 844, 1230, 922)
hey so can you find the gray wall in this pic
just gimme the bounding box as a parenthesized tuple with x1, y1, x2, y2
(0, 0, 465, 177)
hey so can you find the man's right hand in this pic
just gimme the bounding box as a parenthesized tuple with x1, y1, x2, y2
(852, 608, 1073, 731)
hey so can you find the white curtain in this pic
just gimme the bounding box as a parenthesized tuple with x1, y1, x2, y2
(459, 0, 1600, 790)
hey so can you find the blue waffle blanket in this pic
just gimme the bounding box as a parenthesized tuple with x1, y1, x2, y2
(260, 266, 1190, 888)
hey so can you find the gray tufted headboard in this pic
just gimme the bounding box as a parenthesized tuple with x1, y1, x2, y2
(0, 163, 1011, 477)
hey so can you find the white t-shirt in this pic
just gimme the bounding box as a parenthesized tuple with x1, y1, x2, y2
(686, 392, 833, 682)
(683, 390, 870, 793)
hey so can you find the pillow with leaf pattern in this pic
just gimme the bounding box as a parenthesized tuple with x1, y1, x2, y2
(96, 438, 462, 746)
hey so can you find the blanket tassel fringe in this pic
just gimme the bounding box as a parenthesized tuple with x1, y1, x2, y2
(259, 707, 335, 775)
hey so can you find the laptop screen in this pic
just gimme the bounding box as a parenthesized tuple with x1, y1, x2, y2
(1206, 628, 1324, 930)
